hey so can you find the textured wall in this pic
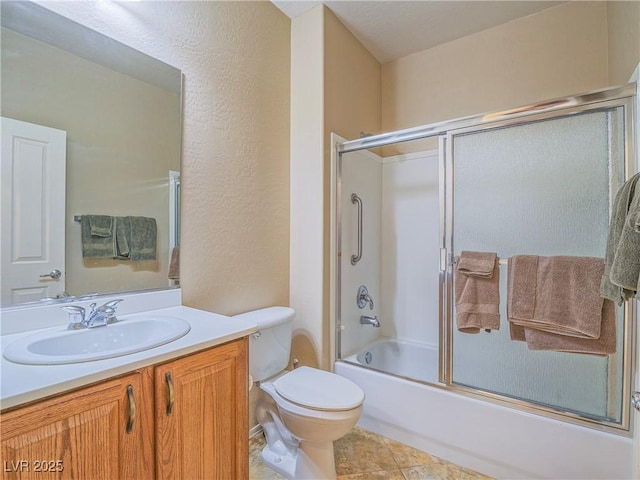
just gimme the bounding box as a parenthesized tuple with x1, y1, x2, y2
(290, 5, 382, 369)
(382, 2, 609, 135)
(38, 1, 291, 316)
(607, 1, 640, 85)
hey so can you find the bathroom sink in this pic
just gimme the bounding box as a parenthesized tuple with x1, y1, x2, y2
(3, 315, 191, 365)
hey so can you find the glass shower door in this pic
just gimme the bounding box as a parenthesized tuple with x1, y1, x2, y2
(445, 102, 632, 427)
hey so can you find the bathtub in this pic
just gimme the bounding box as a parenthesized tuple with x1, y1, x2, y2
(336, 340, 634, 480)
(347, 338, 438, 384)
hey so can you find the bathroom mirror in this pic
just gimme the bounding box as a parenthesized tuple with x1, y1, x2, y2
(1, 1, 182, 306)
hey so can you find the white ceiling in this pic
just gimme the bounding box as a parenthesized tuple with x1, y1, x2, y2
(272, 1, 565, 63)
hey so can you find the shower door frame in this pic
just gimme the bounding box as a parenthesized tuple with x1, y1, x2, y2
(333, 83, 637, 434)
(441, 96, 636, 433)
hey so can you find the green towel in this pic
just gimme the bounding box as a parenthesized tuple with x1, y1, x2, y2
(114, 217, 130, 259)
(88, 215, 113, 237)
(601, 172, 640, 304)
(127, 216, 157, 261)
(81, 215, 116, 258)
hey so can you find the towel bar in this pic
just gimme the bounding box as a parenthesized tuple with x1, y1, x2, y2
(451, 255, 508, 266)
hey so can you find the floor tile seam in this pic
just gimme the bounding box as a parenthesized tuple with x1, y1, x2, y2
(380, 435, 429, 470)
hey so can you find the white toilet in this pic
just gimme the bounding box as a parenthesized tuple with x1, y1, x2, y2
(236, 307, 364, 480)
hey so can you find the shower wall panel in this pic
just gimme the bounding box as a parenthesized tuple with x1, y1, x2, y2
(339, 148, 383, 358)
(380, 150, 440, 346)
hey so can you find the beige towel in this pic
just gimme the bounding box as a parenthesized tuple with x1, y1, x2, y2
(509, 322, 526, 342)
(455, 251, 500, 333)
(457, 251, 497, 278)
(168, 246, 180, 280)
(507, 255, 605, 339)
(524, 300, 616, 355)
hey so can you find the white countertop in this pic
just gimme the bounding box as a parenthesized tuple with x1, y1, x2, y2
(0, 305, 257, 410)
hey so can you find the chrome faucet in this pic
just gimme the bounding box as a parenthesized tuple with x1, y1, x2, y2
(62, 299, 124, 329)
(360, 315, 380, 327)
(357, 285, 374, 310)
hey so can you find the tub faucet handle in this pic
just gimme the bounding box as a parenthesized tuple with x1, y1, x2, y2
(357, 285, 374, 310)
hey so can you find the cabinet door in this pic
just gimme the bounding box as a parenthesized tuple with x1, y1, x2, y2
(1, 371, 154, 480)
(155, 338, 248, 480)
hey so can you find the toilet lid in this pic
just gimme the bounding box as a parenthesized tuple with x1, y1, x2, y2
(273, 366, 364, 411)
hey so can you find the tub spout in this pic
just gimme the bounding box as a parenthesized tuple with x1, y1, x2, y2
(360, 315, 380, 327)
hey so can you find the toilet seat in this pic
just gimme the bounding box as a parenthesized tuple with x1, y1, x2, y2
(273, 366, 364, 411)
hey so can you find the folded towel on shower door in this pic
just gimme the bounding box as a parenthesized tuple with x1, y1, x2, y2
(454, 251, 500, 333)
(508, 255, 605, 339)
(456, 251, 497, 278)
(523, 299, 616, 355)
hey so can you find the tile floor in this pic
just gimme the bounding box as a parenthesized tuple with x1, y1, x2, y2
(249, 426, 493, 480)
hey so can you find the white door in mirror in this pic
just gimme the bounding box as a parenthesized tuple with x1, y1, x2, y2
(1, 117, 67, 304)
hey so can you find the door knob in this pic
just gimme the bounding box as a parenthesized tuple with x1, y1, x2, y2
(631, 391, 640, 412)
(40, 269, 62, 279)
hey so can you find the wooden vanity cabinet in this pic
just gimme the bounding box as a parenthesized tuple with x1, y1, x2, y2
(1, 371, 154, 480)
(154, 338, 248, 480)
(0, 338, 249, 480)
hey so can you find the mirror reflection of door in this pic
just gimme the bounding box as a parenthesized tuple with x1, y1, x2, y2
(1, 117, 66, 304)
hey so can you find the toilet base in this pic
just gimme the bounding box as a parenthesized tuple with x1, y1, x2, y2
(261, 440, 337, 480)
(261, 443, 296, 479)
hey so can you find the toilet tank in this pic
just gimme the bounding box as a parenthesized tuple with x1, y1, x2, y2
(233, 306, 295, 382)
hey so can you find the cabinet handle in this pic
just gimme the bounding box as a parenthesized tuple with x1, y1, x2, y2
(126, 385, 136, 434)
(165, 372, 175, 415)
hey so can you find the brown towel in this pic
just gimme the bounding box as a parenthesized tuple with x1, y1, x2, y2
(168, 246, 180, 280)
(455, 251, 500, 333)
(457, 251, 497, 278)
(524, 299, 616, 355)
(507, 255, 605, 339)
(509, 322, 527, 342)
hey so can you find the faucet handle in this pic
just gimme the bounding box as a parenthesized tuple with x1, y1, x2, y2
(100, 299, 124, 324)
(61, 305, 85, 330)
(102, 299, 124, 309)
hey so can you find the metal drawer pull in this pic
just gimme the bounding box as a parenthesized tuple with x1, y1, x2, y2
(351, 193, 363, 265)
(126, 385, 136, 434)
(166, 372, 175, 415)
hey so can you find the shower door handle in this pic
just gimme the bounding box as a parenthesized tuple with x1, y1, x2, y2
(351, 193, 363, 265)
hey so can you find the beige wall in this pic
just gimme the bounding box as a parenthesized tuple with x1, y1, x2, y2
(39, 1, 291, 316)
(607, 1, 640, 85)
(290, 5, 325, 371)
(178, 2, 291, 315)
(2, 27, 180, 298)
(290, 5, 381, 371)
(382, 2, 610, 140)
(323, 8, 382, 365)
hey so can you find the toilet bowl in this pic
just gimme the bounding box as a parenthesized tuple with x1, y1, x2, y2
(234, 307, 364, 480)
(256, 366, 364, 479)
